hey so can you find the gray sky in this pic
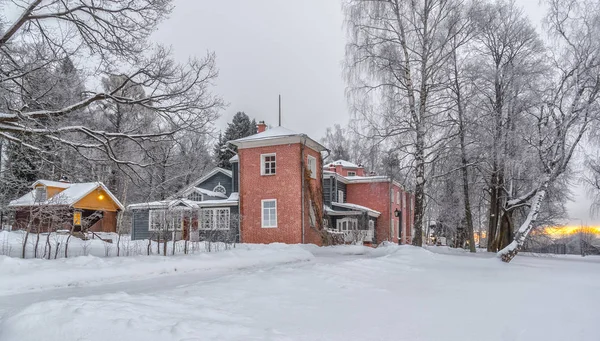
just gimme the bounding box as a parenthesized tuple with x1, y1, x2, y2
(152, 0, 595, 225)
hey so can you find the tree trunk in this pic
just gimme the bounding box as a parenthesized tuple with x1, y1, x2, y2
(412, 132, 426, 246)
(498, 180, 549, 262)
(487, 174, 500, 252)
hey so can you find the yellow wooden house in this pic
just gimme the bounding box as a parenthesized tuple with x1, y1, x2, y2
(9, 180, 124, 233)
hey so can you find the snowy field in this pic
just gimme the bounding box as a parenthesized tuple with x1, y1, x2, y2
(0, 244, 599, 341)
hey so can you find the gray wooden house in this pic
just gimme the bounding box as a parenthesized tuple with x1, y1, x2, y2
(128, 168, 240, 243)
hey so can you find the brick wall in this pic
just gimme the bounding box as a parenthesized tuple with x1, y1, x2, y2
(346, 182, 412, 244)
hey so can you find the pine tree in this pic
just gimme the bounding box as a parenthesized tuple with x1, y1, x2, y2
(213, 112, 257, 169)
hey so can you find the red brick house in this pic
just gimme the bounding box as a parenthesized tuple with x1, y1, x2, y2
(229, 124, 414, 246)
(230, 124, 327, 245)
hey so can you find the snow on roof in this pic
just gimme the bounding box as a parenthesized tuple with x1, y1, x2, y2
(169, 167, 232, 200)
(231, 126, 300, 143)
(9, 181, 124, 210)
(229, 126, 328, 151)
(229, 154, 239, 162)
(332, 202, 381, 217)
(325, 160, 361, 168)
(33, 180, 72, 189)
(194, 187, 227, 199)
(128, 193, 239, 210)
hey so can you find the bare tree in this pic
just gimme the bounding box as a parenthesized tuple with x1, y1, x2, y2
(0, 0, 222, 176)
(498, 0, 600, 262)
(344, 0, 473, 246)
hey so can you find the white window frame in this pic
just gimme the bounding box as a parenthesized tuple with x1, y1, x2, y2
(148, 209, 165, 231)
(368, 220, 375, 230)
(337, 190, 344, 203)
(213, 183, 226, 194)
(261, 199, 277, 228)
(261, 153, 277, 176)
(149, 209, 187, 232)
(309, 200, 316, 227)
(188, 191, 203, 202)
(347, 171, 356, 177)
(307, 155, 317, 179)
(35, 186, 47, 202)
(336, 217, 358, 231)
(199, 207, 230, 230)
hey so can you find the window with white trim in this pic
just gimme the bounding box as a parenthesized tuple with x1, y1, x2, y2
(261, 154, 276, 175)
(347, 171, 356, 177)
(307, 155, 317, 179)
(149, 210, 165, 231)
(336, 218, 357, 231)
(309, 200, 316, 227)
(188, 191, 202, 201)
(149, 210, 185, 231)
(337, 190, 344, 203)
(368, 220, 375, 230)
(262, 199, 277, 228)
(213, 183, 226, 194)
(200, 208, 230, 230)
(35, 186, 46, 202)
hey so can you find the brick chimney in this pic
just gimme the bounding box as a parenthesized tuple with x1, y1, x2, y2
(257, 121, 267, 133)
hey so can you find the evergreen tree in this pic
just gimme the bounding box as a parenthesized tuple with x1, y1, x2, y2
(213, 112, 257, 169)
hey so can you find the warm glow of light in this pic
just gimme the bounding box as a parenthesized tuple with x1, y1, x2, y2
(98, 194, 105, 200)
(541, 225, 600, 238)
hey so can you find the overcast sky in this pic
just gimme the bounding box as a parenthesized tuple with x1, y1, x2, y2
(152, 0, 595, 225)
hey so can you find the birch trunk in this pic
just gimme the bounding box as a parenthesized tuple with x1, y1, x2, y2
(498, 179, 549, 263)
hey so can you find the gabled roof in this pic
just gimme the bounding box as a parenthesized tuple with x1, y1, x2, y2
(128, 192, 239, 210)
(332, 202, 381, 217)
(170, 167, 232, 200)
(9, 181, 125, 210)
(32, 180, 72, 189)
(325, 160, 362, 169)
(228, 126, 328, 152)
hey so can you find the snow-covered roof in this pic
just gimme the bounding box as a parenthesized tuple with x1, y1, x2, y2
(9, 181, 124, 210)
(229, 154, 239, 162)
(128, 193, 239, 210)
(169, 167, 232, 200)
(32, 180, 72, 189)
(325, 160, 361, 169)
(229, 126, 328, 152)
(331, 202, 381, 217)
(194, 187, 227, 199)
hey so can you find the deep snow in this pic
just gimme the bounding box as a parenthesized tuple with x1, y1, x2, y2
(0, 244, 599, 341)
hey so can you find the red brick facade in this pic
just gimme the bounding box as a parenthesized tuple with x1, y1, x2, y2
(345, 181, 412, 244)
(238, 143, 323, 245)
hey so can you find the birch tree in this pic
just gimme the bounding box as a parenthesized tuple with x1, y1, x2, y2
(344, 0, 472, 246)
(498, 0, 600, 262)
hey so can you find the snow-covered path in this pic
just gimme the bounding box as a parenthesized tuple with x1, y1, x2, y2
(1, 245, 599, 341)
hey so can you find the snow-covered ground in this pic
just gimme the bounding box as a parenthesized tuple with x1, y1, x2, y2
(1, 244, 599, 341)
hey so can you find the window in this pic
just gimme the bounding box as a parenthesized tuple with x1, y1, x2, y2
(149, 210, 165, 231)
(337, 190, 344, 203)
(213, 183, 226, 194)
(261, 199, 277, 228)
(347, 171, 356, 177)
(149, 210, 185, 231)
(34, 186, 46, 202)
(368, 220, 375, 230)
(309, 200, 316, 227)
(261, 154, 276, 175)
(200, 208, 230, 230)
(396, 191, 400, 205)
(188, 191, 202, 202)
(307, 155, 317, 179)
(336, 218, 357, 231)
